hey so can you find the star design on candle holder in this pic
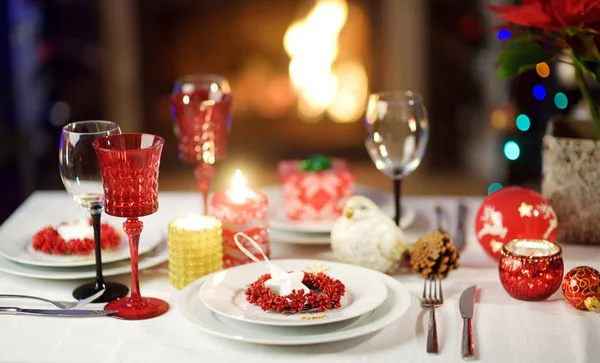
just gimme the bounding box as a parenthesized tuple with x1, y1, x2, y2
(518, 202, 533, 217)
(264, 270, 309, 296)
(490, 239, 504, 253)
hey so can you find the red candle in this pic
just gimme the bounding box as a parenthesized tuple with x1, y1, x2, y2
(211, 170, 269, 268)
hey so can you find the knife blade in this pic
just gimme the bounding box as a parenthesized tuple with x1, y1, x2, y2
(454, 202, 467, 252)
(0, 306, 117, 317)
(459, 286, 476, 360)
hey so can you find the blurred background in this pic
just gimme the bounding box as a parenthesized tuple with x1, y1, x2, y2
(0, 0, 584, 223)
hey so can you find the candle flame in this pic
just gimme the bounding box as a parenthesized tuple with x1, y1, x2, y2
(231, 169, 248, 203)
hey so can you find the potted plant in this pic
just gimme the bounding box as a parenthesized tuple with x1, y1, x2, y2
(490, 0, 600, 244)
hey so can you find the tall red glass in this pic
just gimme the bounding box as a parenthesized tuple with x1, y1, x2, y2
(93, 133, 169, 320)
(171, 74, 232, 214)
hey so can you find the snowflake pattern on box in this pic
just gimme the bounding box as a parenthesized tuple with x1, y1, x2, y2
(278, 159, 355, 221)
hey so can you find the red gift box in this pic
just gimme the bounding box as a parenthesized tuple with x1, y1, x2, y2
(278, 158, 355, 221)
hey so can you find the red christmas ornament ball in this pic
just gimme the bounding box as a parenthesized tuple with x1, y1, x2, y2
(475, 186, 558, 260)
(562, 266, 600, 311)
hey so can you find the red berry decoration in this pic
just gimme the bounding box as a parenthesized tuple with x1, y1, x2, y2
(32, 221, 121, 256)
(562, 266, 600, 311)
(475, 186, 558, 260)
(245, 272, 346, 314)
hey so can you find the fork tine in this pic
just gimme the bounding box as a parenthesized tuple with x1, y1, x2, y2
(428, 275, 434, 300)
(438, 277, 443, 303)
(422, 277, 428, 300)
(72, 288, 106, 309)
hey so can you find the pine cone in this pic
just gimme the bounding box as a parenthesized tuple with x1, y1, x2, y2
(410, 231, 459, 278)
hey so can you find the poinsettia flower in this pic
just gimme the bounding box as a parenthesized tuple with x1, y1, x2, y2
(489, 0, 600, 31)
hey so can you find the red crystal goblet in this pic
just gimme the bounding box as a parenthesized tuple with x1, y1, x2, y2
(171, 74, 232, 214)
(499, 239, 564, 301)
(93, 133, 169, 320)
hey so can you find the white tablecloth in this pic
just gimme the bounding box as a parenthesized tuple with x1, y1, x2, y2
(1, 191, 599, 363)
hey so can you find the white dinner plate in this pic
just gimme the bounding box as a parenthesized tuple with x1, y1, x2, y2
(177, 259, 411, 345)
(198, 259, 388, 326)
(0, 241, 168, 280)
(0, 204, 161, 268)
(261, 185, 416, 233)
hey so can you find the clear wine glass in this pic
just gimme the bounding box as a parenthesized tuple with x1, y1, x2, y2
(365, 91, 429, 225)
(59, 120, 129, 302)
(170, 74, 232, 214)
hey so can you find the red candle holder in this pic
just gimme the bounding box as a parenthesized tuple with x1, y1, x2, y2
(93, 133, 169, 320)
(499, 239, 563, 301)
(211, 170, 269, 268)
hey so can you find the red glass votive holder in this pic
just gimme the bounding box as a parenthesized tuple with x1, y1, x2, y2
(499, 239, 563, 301)
(211, 171, 269, 268)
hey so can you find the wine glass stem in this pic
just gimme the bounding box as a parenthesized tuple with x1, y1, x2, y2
(195, 163, 215, 215)
(90, 207, 105, 288)
(123, 218, 143, 303)
(394, 178, 402, 226)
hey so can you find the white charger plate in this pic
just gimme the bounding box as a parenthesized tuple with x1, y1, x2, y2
(261, 185, 416, 233)
(0, 200, 162, 268)
(198, 259, 388, 326)
(0, 241, 168, 280)
(177, 259, 411, 345)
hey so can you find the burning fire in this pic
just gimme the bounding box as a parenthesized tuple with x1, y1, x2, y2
(284, 0, 368, 123)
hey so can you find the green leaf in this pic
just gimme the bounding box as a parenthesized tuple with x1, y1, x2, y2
(496, 41, 554, 79)
(572, 33, 600, 61)
(579, 59, 600, 81)
(565, 28, 579, 37)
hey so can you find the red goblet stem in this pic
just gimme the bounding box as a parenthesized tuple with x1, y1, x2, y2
(123, 218, 143, 303)
(194, 163, 215, 215)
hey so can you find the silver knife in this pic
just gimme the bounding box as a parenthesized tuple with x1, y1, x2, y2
(455, 202, 467, 252)
(459, 286, 476, 359)
(0, 306, 117, 317)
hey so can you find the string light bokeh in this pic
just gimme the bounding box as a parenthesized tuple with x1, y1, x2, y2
(487, 29, 570, 194)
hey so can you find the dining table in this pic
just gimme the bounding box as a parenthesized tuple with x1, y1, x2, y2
(1, 190, 599, 363)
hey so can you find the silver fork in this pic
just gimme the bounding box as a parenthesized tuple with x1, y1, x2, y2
(0, 288, 106, 309)
(421, 275, 443, 353)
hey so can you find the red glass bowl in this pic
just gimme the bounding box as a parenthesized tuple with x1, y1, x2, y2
(499, 239, 563, 301)
(92, 133, 164, 218)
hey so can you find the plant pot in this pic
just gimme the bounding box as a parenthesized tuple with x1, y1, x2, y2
(542, 117, 600, 244)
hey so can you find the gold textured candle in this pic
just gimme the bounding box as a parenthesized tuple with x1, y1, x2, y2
(168, 215, 223, 289)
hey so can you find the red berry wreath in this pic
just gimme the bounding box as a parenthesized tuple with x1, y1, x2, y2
(245, 272, 346, 314)
(32, 221, 121, 255)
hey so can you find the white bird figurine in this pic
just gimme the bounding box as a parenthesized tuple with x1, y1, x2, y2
(331, 195, 408, 272)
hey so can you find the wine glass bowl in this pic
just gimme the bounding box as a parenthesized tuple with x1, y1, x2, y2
(365, 91, 428, 178)
(60, 121, 120, 209)
(59, 120, 129, 302)
(365, 91, 429, 224)
(170, 74, 232, 214)
(171, 74, 231, 163)
(93, 133, 169, 320)
(93, 134, 162, 218)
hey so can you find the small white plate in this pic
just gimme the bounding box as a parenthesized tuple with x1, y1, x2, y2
(198, 259, 388, 326)
(270, 229, 331, 245)
(177, 259, 412, 345)
(0, 204, 162, 268)
(261, 185, 416, 233)
(0, 241, 168, 280)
